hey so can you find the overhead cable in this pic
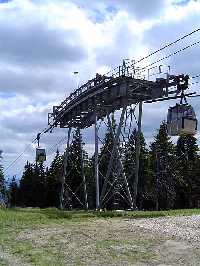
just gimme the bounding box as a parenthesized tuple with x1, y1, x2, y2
(4, 126, 56, 174)
(4, 142, 34, 173)
(134, 27, 200, 65)
(141, 40, 200, 71)
(191, 74, 200, 79)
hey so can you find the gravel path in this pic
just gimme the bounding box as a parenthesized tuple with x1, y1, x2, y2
(2, 215, 200, 265)
(129, 214, 200, 246)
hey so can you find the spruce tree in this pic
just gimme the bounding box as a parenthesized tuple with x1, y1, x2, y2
(123, 131, 136, 194)
(0, 167, 5, 193)
(98, 116, 116, 209)
(19, 162, 35, 206)
(0, 164, 6, 206)
(19, 161, 46, 207)
(0, 150, 6, 199)
(123, 131, 149, 209)
(65, 128, 87, 209)
(176, 134, 199, 208)
(149, 122, 176, 210)
(32, 162, 46, 207)
(9, 176, 19, 207)
(84, 155, 95, 209)
(46, 150, 63, 208)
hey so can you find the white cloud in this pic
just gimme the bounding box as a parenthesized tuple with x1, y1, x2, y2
(1, 0, 200, 179)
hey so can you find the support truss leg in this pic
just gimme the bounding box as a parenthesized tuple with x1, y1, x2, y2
(134, 101, 143, 209)
(80, 132, 88, 210)
(99, 107, 127, 208)
(107, 114, 133, 209)
(60, 127, 72, 210)
(94, 113, 100, 210)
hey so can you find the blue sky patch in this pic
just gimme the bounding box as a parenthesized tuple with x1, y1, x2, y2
(0, 0, 12, 3)
(0, 92, 15, 99)
(173, 0, 190, 6)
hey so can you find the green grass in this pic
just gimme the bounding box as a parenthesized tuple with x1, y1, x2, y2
(0, 207, 200, 265)
(0, 258, 9, 266)
(94, 208, 200, 219)
(1, 207, 200, 226)
(96, 239, 153, 263)
(0, 208, 74, 265)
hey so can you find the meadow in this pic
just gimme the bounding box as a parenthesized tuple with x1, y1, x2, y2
(1, 208, 200, 265)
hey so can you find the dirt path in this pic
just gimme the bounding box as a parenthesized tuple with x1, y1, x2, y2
(2, 215, 200, 265)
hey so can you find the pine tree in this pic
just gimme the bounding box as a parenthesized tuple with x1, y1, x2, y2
(123, 131, 136, 194)
(98, 116, 116, 209)
(19, 161, 46, 207)
(0, 163, 6, 206)
(123, 131, 149, 209)
(0, 166, 4, 191)
(0, 166, 5, 194)
(176, 134, 199, 208)
(65, 128, 87, 209)
(32, 162, 46, 207)
(9, 175, 19, 207)
(84, 155, 95, 209)
(19, 161, 35, 206)
(46, 150, 63, 208)
(0, 150, 6, 199)
(149, 122, 176, 210)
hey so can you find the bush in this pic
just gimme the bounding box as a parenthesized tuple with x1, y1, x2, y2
(41, 208, 72, 219)
(95, 210, 125, 218)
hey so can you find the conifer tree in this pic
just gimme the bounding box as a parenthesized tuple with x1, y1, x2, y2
(99, 128, 114, 191)
(32, 162, 46, 207)
(0, 151, 6, 202)
(0, 163, 6, 206)
(46, 150, 63, 207)
(9, 175, 19, 207)
(19, 161, 46, 207)
(0, 166, 5, 194)
(176, 134, 199, 208)
(124, 131, 149, 209)
(149, 122, 176, 210)
(65, 128, 87, 209)
(98, 116, 116, 209)
(19, 161, 35, 206)
(123, 131, 136, 193)
(84, 155, 95, 209)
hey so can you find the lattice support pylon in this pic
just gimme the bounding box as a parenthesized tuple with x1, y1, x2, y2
(60, 127, 71, 210)
(60, 128, 88, 210)
(60, 103, 141, 210)
(98, 106, 135, 210)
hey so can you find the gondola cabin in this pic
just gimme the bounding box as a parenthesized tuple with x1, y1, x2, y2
(36, 148, 46, 162)
(167, 104, 197, 136)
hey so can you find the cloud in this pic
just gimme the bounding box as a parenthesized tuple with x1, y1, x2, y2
(0, 22, 87, 68)
(142, 1, 200, 78)
(112, 0, 170, 20)
(1, 0, 200, 179)
(0, 64, 75, 100)
(70, 0, 171, 21)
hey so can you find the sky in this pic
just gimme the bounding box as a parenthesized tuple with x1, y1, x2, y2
(0, 0, 200, 180)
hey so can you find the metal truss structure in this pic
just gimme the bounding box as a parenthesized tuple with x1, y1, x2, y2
(60, 127, 89, 210)
(47, 61, 195, 210)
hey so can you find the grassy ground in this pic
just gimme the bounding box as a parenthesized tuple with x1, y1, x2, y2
(1, 208, 200, 265)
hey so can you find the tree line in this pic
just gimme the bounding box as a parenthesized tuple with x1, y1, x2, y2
(2, 121, 200, 210)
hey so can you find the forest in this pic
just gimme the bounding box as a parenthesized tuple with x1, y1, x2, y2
(1, 120, 200, 211)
